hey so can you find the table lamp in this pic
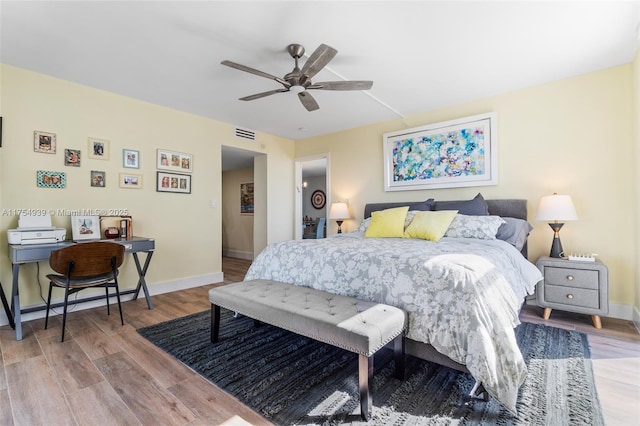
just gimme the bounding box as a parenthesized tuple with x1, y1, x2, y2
(329, 202, 350, 234)
(535, 193, 578, 258)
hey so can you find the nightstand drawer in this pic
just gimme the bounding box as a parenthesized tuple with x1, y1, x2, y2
(544, 284, 600, 310)
(544, 267, 599, 290)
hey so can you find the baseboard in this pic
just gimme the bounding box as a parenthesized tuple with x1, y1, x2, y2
(0, 272, 223, 327)
(222, 249, 253, 260)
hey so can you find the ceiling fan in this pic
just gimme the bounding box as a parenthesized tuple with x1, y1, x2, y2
(221, 43, 373, 112)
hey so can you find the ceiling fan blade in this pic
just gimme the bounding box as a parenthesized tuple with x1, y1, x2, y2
(298, 91, 319, 112)
(307, 81, 374, 91)
(221, 60, 290, 87)
(239, 88, 289, 101)
(300, 44, 337, 80)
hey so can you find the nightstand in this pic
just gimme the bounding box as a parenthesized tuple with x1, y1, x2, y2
(535, 256, 609, 328)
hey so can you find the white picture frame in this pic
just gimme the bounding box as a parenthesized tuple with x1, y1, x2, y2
(156, 149, 193, 173)
(71, 215, 101, 241)
(383, 112, 498, 191)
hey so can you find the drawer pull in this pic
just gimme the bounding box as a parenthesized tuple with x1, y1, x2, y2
(566, 294, 574, 299)
(566, 275, 574, 281)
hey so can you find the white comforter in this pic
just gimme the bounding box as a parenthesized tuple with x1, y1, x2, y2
(244, 233, 542, 414)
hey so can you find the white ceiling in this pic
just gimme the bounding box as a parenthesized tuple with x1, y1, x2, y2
(1, 1, 638, 144)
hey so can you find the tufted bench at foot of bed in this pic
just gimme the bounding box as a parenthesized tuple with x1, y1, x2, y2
(208, 279, 407, 421)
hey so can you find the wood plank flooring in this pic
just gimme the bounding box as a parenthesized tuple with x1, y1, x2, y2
(1, 257, 638, 425)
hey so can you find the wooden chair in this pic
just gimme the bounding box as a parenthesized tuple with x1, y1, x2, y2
(45, 241, 125, 342)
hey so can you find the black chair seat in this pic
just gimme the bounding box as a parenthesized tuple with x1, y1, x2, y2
(46, 270, 119, 288)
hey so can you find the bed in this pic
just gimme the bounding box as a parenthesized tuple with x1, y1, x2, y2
(244, 196, 543, 414)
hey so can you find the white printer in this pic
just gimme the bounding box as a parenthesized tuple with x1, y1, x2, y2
(7, 213, 67, 245)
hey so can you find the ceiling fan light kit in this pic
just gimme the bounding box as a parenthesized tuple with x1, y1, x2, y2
(221, 43, 373, 111)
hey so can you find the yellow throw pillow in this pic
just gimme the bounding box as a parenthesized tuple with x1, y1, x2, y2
(365, 206, 410, 238)
(403, 210, 458, 241)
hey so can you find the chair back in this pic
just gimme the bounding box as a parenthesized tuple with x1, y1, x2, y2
(315, 218, 326, 238)
(49, 241, 125, 277)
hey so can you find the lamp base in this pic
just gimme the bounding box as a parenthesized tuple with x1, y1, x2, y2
(336, 220, 344, 234)
(548, 222, 565, 258)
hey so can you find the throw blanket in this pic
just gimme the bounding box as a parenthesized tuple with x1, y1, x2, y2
(245, 233, 542, 414)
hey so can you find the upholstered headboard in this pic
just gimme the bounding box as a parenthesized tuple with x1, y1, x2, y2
(363, 198, 529, 257)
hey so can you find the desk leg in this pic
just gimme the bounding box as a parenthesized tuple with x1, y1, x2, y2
(132, 251, 154, 309)
(11, 264, 22, 340)
(0, 281, 14, 329)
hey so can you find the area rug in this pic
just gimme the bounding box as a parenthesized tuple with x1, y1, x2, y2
(138, 309, 604, 425)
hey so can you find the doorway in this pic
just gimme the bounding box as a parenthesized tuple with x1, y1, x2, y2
(295, 153, 330, 240)
(221, 146, 266, 260)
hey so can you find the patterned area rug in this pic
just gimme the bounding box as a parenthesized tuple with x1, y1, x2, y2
(138, 309, 604, 425)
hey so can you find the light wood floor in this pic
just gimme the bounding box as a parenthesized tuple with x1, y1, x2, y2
(1, 257, 638, 425)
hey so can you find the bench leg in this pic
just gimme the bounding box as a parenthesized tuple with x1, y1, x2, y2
(210, 304, 220, 343)
(359, 354, 373, 421)
(394, 335, 405, 380)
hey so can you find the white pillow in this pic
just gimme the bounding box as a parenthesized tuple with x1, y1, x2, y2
(444, 214, 505, 240)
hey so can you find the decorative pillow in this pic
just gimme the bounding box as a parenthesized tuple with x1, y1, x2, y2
(403, 210, 458, 241)
(444, 214, 505, 240)
(433, 193, 489, 216)
(365, 206, 409, 238)
(356, 217, 372, 232)
(496, 217, 534, 251)
(364, 199, 434, 219)
(357, 210, 424, 232)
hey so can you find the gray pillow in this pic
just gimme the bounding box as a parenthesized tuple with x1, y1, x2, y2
(496, 217, 533, 251)
(433, 193, 489, 216)
(364, 198, 434, 218)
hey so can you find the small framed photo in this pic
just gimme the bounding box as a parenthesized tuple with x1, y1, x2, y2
(88, 137, 110, 160)
(119, 172, 143, 189)
(37, 170, 66, 188)
(157, 171, 191, 194)
(123, 149, 140, 168)
(90, 170, 106, 187)
(64, 149, 81, 167)
(34, 131, 56, 154)
(157, 149, 193, 173)
(71, 215, 100, 241)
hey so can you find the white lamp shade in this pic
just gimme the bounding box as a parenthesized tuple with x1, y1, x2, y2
(535, 194, 578, 221)
(329, 202, 350, 220)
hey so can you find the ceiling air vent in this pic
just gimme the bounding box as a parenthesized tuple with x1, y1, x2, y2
(235, 127, 256, 141)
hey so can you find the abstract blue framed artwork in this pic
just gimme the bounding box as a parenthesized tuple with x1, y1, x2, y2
(383, 112, 497, 191)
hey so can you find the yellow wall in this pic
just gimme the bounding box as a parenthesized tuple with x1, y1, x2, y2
(297, 64, 635, 313)
(0, 64, 295, 313)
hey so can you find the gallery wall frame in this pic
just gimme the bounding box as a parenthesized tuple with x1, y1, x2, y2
(156, 171, 191, 194)
(88, 137, 110, 160)
(123, 149, 140, 168)
(118, 172, 143, 189)
(383, 112, 498, 191)
(37, 170, 66, 188)
(156, 149, 192, 173)
(64, 149, 81, 167)
(90, 170, 106, 187)
(34, 131, 56, 154)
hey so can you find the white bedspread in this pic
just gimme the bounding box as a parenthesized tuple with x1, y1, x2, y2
(244, 233, 542, 414)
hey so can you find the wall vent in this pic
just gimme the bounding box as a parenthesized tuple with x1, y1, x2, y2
(235, 127, 256, 141)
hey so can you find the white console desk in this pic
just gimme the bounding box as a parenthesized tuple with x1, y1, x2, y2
(3, 236, 155, 340)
